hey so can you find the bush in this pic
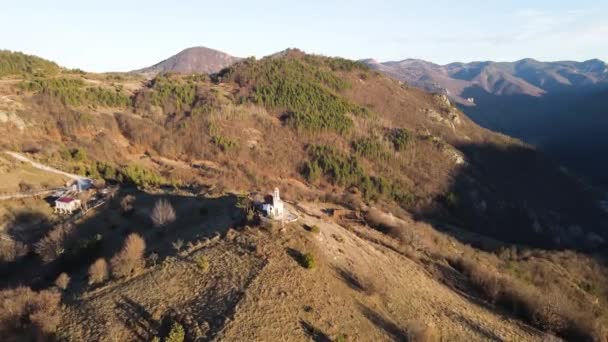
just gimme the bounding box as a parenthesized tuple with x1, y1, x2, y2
(120, 194, 136, 214)
(405, 320, 439, 342)
(34, 223, 73, 263)
(54, 272, 70, 290)
(150, 199, 176, 228)
(0, 287, 61, 341)
(195, 255, 210, 272)
(390, 128, 410, 151)
(110, 233, 146, 278)
(88, 258, 109, 285)
(165, 321, 185, 342)
(302, 252, 316, 269)
(121, 164, 167, 188)
(0, 239, 29, 263)
(351, 138, 389, 161)
(211, 135, 238, 152)
(310, 225, 320, 234)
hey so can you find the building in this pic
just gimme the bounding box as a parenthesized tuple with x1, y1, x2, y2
(54, 197, 81, 214)
(261, 188, 284, 219)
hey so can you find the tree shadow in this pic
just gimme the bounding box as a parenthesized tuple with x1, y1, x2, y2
(299, 320, 332, 342)
(448, 311, 503, 341)
(334, 266, 365, 293)
(285, 247, 309, 268)
(114, 295, 159, 341)
(357, 303, 406, 341)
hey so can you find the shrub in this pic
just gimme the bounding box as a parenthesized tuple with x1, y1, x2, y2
(0, 239, 29, 263)
(172, 239, 184, 252)
(54, 272, 70, 290)
(110, 233, 146, 278)
(150, 199, 176, 228)
(334, 334, 347, 342)
(390, 128, 410, 151)
(302, 252, 316, 269)
(34, 223, 73, 263)
(211, 135, 238, 152)
(195, 255, 210, 272)
(351, 138, 389, 161)
(405, 320, 439, 342)
(165, 321, 185, 342)
(121, 164, 167, 188)
(0, 287, 61, 341)
(88, 258, 109, 285)
(310, 225, 320, 234)
(120, 194, 135, 214)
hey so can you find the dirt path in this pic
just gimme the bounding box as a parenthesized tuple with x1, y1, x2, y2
(4, 151, 87, 181)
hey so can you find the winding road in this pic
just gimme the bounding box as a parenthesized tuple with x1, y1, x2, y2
(4, 151, 87, 181)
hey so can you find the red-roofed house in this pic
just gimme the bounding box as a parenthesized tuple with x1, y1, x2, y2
(54, 197, 81, 214)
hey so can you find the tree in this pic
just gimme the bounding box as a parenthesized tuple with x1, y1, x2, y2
(150, 199, 176, 228)
(110, 234, 146, 278)
(54, 273, 70, 290)
(0, 287, 61, 341)
(88, 258, 109, 285)
(34, 223, 73, 263)
(165, 322, 185, 342)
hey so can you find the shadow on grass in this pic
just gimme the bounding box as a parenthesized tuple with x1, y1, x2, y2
(357, 303, 406, 341)
(300, 320, 332, 342)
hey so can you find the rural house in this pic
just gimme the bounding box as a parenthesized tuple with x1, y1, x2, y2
(54, 197, 81, 214)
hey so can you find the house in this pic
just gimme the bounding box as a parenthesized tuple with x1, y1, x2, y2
(54, 197, 81, 214)
(261, 188, 284, 219)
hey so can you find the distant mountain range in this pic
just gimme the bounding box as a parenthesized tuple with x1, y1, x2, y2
(363, 58, 608, 187)
(362, 58, 608, 105)
(133, 46, 241, 76)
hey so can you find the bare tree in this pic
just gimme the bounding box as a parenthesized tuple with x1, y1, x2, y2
(88, 258, 109, 285)
(172, 239, 184, 252)
(54, 273, 70, 290)
(0, 287, 61, 341)
(150, 199, 176, 228)
(120, 194, 135, 214)
(110, 233, 146, 278)
(34, 223, 73, 263)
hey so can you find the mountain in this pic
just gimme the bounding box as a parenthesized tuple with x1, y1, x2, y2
(1, 50, 608, 341)
(364, 58, 608, 187)
(133, 46, 241, 76)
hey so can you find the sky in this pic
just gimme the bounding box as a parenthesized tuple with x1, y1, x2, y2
(1, 0, 606, 72)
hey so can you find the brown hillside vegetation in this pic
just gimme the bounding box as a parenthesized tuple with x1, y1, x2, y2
(0, 49, 607, 341)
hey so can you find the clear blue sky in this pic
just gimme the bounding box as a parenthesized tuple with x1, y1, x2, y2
(1, 0, 606, 72)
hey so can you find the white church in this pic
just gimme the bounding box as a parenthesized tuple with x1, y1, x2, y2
(261, 188, 284, 219)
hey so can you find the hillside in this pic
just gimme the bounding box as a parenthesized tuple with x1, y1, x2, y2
(1, 50, 608, 341)
(0, 50, 61, 77)
(133, 47, 241, 77)
(363, 58, 608, 187)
